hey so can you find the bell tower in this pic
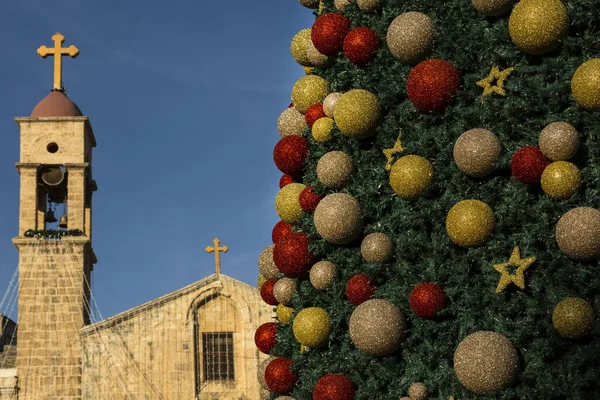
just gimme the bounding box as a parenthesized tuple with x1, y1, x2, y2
(12, 33, 97, 399)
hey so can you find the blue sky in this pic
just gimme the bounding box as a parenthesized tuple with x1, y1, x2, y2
(0, 0, 315, 319)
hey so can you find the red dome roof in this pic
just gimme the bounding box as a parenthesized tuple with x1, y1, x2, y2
(31, 91, 82, 117)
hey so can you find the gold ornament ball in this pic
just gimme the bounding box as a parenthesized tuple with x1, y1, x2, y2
(275, 183, 306, 224)
(278, 107, 308, 138)
(408, 382, 428, 400)
(310, 261, 339, 290)
(291, 75, 330, 114)
(508, 0, 569, 56)
(314, 193, 364, 244)
(357, 0, 381, 12)
(539, 122, 579, 161)
(389, 155, 434, 200)
(306, 40, 334, 68)
(258, 273, 267, 290)
(312, 117, 334, 144)
(323, 92, 342, 117)
(273, 277, 298, 306)
(453, 128, 502, 178)
(335, 0, 353, 11)
(298, 0, 319, 8)
(361, 233, 393, 263)
(472, 0, 514, 16)
(552, 297, 595, 339)
(333, 89, 381, 139)
(293, 307, 332, 348)
(556, 207, 600, 260)
(277, 304, 295, 325)
(541, 161, 581, 200)
(446, 200, 495, 248)
(349, 299, 406, 356)
(317, 151, 354, 189)
(386, 12, 435, 65)
(304, 66, 315, 75)
(454, 331, 519, 395)
(258, 245, 279, 280)
(290, 29, 314, 67)
(571, 59, 600, 111)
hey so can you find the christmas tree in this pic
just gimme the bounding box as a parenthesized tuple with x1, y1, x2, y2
(257, 0, 600, 398)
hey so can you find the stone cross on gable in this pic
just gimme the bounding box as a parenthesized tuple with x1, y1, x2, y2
(37, 33, 79, 91)
(206, 238, 228, 275)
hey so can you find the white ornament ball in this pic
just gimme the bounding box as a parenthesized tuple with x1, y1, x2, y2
(317, 151, 354, 189)
(310, 261, 339, 290)
(453, 128, 503, 178)
(306, 40, 334, 68)
(387, 12, 435, 65)
(472, 0, 514, 16)
(258, 245, 279, 280)
(278, 107, 307, 137)
(273, 278, 298, 306)
(539, 122, 579, 161)
(314, 193, 364, 244)
(323, 92, 343, 117)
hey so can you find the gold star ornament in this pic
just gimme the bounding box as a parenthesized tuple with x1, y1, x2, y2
(383, 130, 405, 171)
(493, 246, 536, 294)
(477, 65, 514, 102)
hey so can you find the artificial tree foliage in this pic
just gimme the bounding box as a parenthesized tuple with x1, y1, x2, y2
(271, 0, 599, 399)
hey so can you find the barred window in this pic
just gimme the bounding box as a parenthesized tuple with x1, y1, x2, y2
(202, 332, 234, 381)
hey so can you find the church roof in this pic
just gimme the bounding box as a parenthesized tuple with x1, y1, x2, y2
(31, 90, 83, 117)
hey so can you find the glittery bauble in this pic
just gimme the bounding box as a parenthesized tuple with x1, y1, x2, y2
(408, 382, 428, 400)
(335, 0, 353, 11)
(349, 299, 406, 356)
(291, 29, 314, 67)
(343, 27, 380, 66)
(261, 279, 279, 306)
(255, 322, 278, 354)
(279, 174, 296, 188)
(274, 136, 309, 175)
(361, 233, 393, 263)
(273, 220, 293, 244)
(541, 161, 581, 200)
(446, 200, 495, 248)
(273, 278, 298, 306)
(386, 12, 435, 65)
(389, 155, 434, 199)
(334, 89, 380, 139)
(304, 66, 315, 74)
(346, 273, 376, 306)
(299, 186, 323, 213)
(299, 0, 320, 8)
(312, 13, 352, 56)
(310, 261, 339, 290)
(510, 146, 549, 184)
(265, 358, 298, 395)
(292, 75, 330, 114)
(323, 92, 342, 117)
(293, 307, 333, 348)
(472, 0, 514, 16)
(278, 107, 308, 138)
(258, 356, 275, 388)
(317, 151, 354, 189)
(407, 59, 461, 113)
(357, 0, 381, 11)
(312, 117, 335, 143)
(275, 183, 306, 224)
(556, 207, 600, 260)
(313, 374, 356, 400)
(277, 303, 295, 324)
(508, 0, 569, 55)
(275, 397, 296, 400)
(453, 129, 502, 178)
(306, 104, 327, 128)
(539, 122, 579, 161)
(552, 297, 595, 339)
(314, 193, 364, 244)
(571, 59, 600, 111)
(307, 40, 334, 68)
(259, 245, 279, 280)
(409, 282, 446, 318)
(454, 331, 519, 395)
(273, 232, 316, 278)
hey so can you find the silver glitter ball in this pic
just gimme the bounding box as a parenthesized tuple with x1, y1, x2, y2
(408, 382, 428, 400)
(258, 245, 279, 280)
(349, 299, 406, 356)
(472, 0, 514, 16)
(298, 0, 319, 8)
(357, 0, 382, 12)
(453, 128, 502, 178)
(335, 0, 353, 10)
(387, 12, 435, 65)
(309, 261, 339, 290)
(314, 193, 364, 244)
(323, 92, 343, 117)
(539, 121, 579, 161)
(273, 277, 298, 306)
(278, 107, 307, 138)
(556, 207, 600, 260)
(257, 356, 274, 388)
(361, 232, 393, 263)
(317, 151, 354, 189)
(307, 39, 334, 68)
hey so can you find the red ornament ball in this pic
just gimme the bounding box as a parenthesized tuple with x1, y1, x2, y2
(511, 146, 549, 184)
(409, 282, 446, 318)
(260, 279, 279, 306)
(343, 27, 380, 66)
(346, 273, 376, 306)
(265, 357, 298, 394)
(312, 13, 351, 56)
(288, 102, 294, 108)
(274, 136, 309, 176)
(272, 220, 293, 244)
(299, 186, 323, 213)
(255, 322, 278, 354)
(407, 59, 462, 113)
(313, 373, 356, 400)
(279, 174, 296, 188)
(306, 104, 327, 127)
(273, 232, 317, 277)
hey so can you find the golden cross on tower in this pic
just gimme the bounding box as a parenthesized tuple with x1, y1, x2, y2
(37, 33, 79, 91)
(206, 238, 228, 275)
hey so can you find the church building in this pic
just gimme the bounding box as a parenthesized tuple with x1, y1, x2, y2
(0, 33, 273, 399)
